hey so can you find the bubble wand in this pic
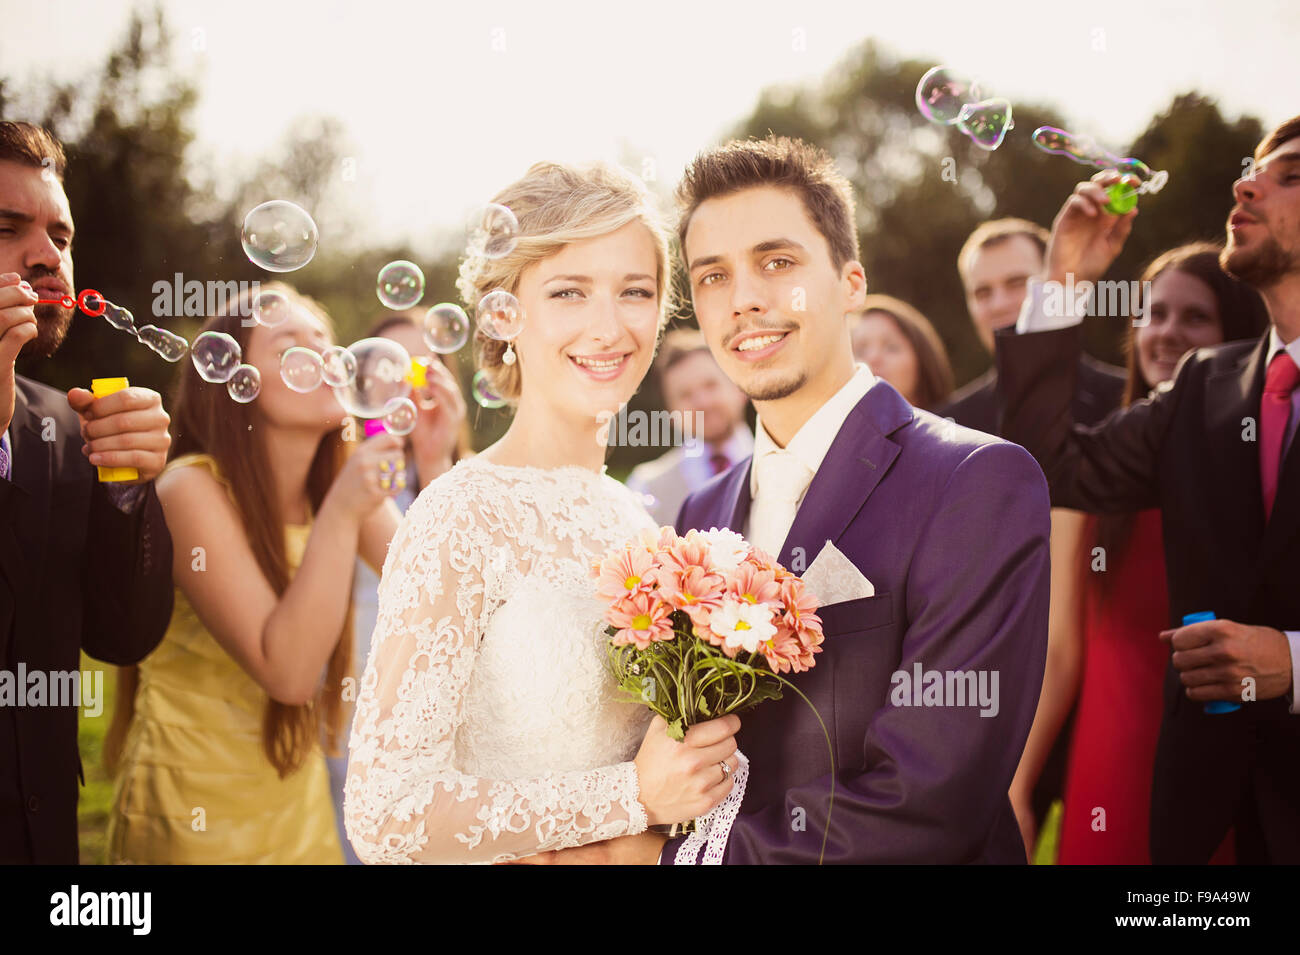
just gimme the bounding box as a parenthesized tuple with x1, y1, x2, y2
(33, 287, 189, 360)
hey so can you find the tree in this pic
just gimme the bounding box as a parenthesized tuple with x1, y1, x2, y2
(724, 42, 1267, 382)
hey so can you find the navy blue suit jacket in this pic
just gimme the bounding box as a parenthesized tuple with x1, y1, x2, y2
(662, 378, 1051, 864)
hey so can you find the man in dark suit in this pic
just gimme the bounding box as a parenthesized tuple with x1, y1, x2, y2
(940, 217, 1126, 434)
(997, 115, 1300, 864)
(0, 122, 173, 863)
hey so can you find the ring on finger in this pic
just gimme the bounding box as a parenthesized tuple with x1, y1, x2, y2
(718, 760, 732, 784)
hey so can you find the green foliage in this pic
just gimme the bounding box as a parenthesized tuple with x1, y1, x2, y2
(76, 654, 117, 865)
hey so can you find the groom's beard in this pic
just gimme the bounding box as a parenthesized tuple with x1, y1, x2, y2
(1222, 232, 1295, 290)
(740, 368, 807, 403)
(29, 302, 75, 358)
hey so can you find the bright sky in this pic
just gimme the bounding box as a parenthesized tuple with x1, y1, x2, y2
(3, 0, 1296, 255)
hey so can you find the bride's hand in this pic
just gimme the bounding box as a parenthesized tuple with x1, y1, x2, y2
(633, 714, 740, 826)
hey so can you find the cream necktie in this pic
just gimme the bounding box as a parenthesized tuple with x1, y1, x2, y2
(748, 449, 813, 559)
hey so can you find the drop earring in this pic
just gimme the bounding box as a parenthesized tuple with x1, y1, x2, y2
(502, 341, 516, 366)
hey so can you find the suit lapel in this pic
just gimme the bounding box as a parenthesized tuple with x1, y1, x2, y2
(721, 458, 754, 534)
(778, 380, 912, 570)
(1203, 338, 1266, 562)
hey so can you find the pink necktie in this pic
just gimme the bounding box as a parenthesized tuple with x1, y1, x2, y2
(1260, 351, 1300, 520)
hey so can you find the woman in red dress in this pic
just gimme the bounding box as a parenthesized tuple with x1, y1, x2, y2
(1011, 243, 1268, 863)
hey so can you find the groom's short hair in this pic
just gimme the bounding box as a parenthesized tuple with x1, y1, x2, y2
(675, 135, 859, 269)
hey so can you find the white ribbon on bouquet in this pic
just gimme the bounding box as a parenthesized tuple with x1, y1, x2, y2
(673, 750, 749, 865)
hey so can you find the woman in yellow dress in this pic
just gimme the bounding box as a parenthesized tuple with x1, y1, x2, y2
(104, 283, 405, 863)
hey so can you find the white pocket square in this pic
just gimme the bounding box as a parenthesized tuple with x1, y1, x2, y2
(801, 540, 875, 604)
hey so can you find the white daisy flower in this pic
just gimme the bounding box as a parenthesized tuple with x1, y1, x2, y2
(701, 527, 749, 572)
(709, 598, 778, 654)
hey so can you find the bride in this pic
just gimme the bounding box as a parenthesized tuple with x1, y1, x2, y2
(343, 160, 741, 864)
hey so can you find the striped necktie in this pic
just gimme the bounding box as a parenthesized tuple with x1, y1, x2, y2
(0, 430, 10, 481)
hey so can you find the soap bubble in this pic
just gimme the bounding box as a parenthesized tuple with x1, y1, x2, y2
(241, 200, 319, 272)
(280, 346, 324, 393)
(471, 369, 507, 409)
(476, 288, 524, 341)
(915, 66, 980, 126)
(1031, 125, 1115, 166)
(423, 303, 470, 353)
(468, 203, 519, 259)
(1032, 125, 1084, 159)
(251, 289, 290, 327)
(321, 345, 357, 388)
(103, 303, 137, 335)
(136, 325, 189, 362)
(377, 260, 426, 310)
(333, 337, 411, 418)
(957, 98, 1014, 151)
(192, 330, 242, 383)
(1030, 126, 1169, 208)
(227, 364, 262, 403)
(1114, 157, 1154, 182)
(381, 396, 418, 435)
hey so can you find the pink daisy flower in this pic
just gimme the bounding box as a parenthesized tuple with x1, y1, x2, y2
(727, 562, 783, 608)
(594, 546, 656, 603)
(658, 563, 726, 615)
(607, 590, 675, 649)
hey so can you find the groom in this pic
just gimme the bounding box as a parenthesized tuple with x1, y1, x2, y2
(632, 136, 1050, 864)
(654, 137, 1052, 863)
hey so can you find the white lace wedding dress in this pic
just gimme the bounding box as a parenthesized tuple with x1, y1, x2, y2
(343, 456, 658, 864)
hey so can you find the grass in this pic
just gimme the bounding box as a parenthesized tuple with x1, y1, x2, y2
(1034, 799, 1063, 865)
(77, 653, 117, 865)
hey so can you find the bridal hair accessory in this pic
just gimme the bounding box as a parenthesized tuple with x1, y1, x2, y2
(593, 525, 837, 864)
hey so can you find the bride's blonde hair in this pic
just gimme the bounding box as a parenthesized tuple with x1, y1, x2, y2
(456, 161, 675, 404)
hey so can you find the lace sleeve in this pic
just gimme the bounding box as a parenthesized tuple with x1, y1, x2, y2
(343, 477, 649, 864)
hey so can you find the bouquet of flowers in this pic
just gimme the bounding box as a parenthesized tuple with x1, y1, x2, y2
(593, 525, 825, 740)
(594, 526, 834, 862)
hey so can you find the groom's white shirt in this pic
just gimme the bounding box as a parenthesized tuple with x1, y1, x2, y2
(745, 362, 877, 549)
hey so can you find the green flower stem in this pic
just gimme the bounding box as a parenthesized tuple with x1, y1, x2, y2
(606, 617, 837, 864)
